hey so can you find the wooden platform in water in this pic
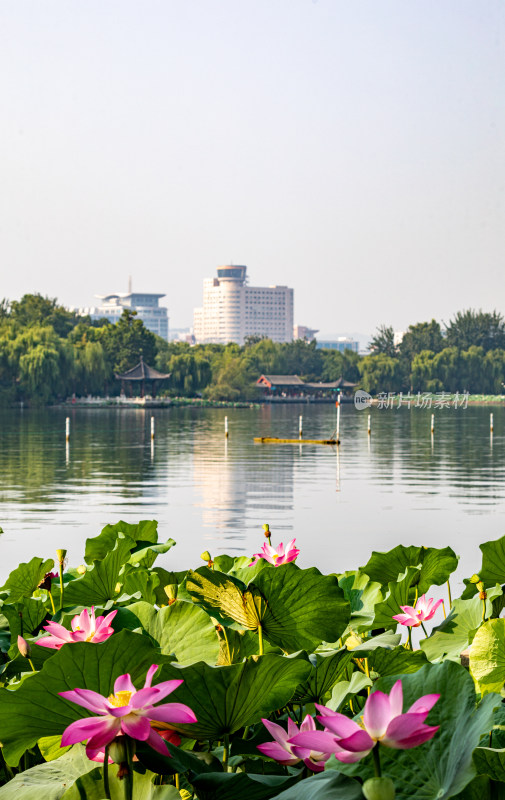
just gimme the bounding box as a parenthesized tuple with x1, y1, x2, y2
(254, 437, 339, 445)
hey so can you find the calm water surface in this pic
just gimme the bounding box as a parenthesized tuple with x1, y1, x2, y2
(0, 404, 503, 590)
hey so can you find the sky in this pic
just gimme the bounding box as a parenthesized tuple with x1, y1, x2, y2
(1, 0, 504, 337)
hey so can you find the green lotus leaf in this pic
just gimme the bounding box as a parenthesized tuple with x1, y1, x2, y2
(125, 600, 220, 665)
(61, 764, 179, 800)
(62, 535, 135, 607)
(38, 735, 71, 762)
(2, 597, 49, 638)
(0, 630, 167, 766)
(0, 745, 97, 800)
(1, 557, 55, 602)
(480, 535, 505, 586)
(122, 566, 160, 604)
(129, 538, 176, 570)
(156, 654, 312, 740)
(473, 747, 505, 783)
(470, 619, 505, 695)
(361, 544, 458, 593)
(421, 589, 502, 663)
(452, 775, 503, 800)
(216, 627, 281, 665)
(251, 563, 350, 652)
(292, 649, 353, 704)
(84, 519, 159, 564)
(326, 671, 373, 712)
(349, 632, 402, 652)
(335, 661, 500, 800)
(190, 772, 299, 800)
(338, 570, 383, 633)
(373, 566, 421, 629)
(368, 645, 428, 678)
(270, 771, 364, 800)
(151, 568, 188, 606)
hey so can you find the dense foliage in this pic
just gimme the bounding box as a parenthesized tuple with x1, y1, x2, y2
(1, 522, 505, 798)
(0, 295, 504, 403)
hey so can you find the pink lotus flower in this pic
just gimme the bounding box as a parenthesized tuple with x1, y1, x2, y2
(248, 538, 300, 567)
(36, 607, 117, 649)
(288, 680, 439, 764)
(257, 715, 331, 772)
(392, 595, 443, 628)
(59, 664, 197, 758)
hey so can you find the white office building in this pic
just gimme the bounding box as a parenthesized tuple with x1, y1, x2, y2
(193, 265, 293, 345)
(78, 292, 169, 340)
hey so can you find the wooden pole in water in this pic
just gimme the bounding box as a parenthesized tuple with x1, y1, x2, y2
(336, 400, 341, 444)
(299, 415, 303, 439)
(65, 417, 70, 442)
(151, 416, 155, 440)
(431, 414, 435, 434)
(367, 414, 371, 435)
(225, 416, 229, 438)
(490, 413, 494, 433)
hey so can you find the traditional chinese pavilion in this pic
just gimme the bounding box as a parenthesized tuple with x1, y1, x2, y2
(115, 356, 171, 398)
(256, 374, 356, 401)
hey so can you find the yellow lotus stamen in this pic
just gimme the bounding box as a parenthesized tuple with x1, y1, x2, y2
(108, 690, 133, 708)
(271, 553, 279, 561)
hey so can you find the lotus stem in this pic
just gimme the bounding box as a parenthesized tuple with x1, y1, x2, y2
(59, 569, 64, 611)
(447, 579, 453, 609)
(28, 658, 36, 673)
(407, 627, 413, 650)
(442, 599, 447, 619)
(175, 773, 180, 790)
(223, 733, 230, 772)
(420, 622, 428, 638)
(364, 658, 371, 695)
(103, 745, 111, 799)
(482, 598, 486, 622)
(48, 590, 56, 616)
(124, 738, 134, 800)
(372, 744, 381, 777)
(222, 626, 231, 664)
(258, 623, 264, 656)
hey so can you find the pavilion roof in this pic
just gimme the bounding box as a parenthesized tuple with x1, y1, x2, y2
(257, 375, 305, 387)
(115, 356, 171, 381)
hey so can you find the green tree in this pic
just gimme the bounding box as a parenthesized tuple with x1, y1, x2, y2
(399, 320, 444, 361)
(10, 294, 81, 338)
(444, 310, 505, 352)
(369, 325, 396, 358)
(100, 310, 157, 374)
(359, 354, 402, 394)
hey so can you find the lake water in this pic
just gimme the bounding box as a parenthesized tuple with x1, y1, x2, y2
(0, 404, 503, 591)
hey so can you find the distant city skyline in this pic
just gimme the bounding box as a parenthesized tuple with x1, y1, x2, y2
(1, 1, 503, 333)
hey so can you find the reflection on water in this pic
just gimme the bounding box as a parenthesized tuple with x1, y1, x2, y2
(0, 405, 503, 588)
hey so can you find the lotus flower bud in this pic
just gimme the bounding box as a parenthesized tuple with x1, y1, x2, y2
(56, 549, 67, 563)
(469, 574, 481, 584)
(76, 565, 87, 575)
(363, 776, 396, 800)
(164, 584, 178, 602)
(114, 582, 122, 594)
(201, 551, 212, 563)
(17, 635, 31, 658)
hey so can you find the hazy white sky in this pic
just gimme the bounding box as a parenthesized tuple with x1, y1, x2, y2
(1, 0, 504, 334)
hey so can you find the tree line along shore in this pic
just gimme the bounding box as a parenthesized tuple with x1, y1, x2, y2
(0, 295, 504, 405)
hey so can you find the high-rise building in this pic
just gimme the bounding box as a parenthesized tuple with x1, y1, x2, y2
(78, 292, 169, 340)
(193, 265, 293, 345)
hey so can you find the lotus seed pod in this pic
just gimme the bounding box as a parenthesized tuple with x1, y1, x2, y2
(114, 582, 122, 594)
(363, 776, 396, 800)
(262, 523, 270, 532)
(164, 584, 178, 601)
(56, 549, 67, 562)
(17, 635, 31, 658)
(108, 737, 127, 764)
(477, 581, 485, 593)
(201, 551, 212, 563)
(469, 574, 481, 584)
(76, 565, 87, 575)
(179, 791, 192, 800)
